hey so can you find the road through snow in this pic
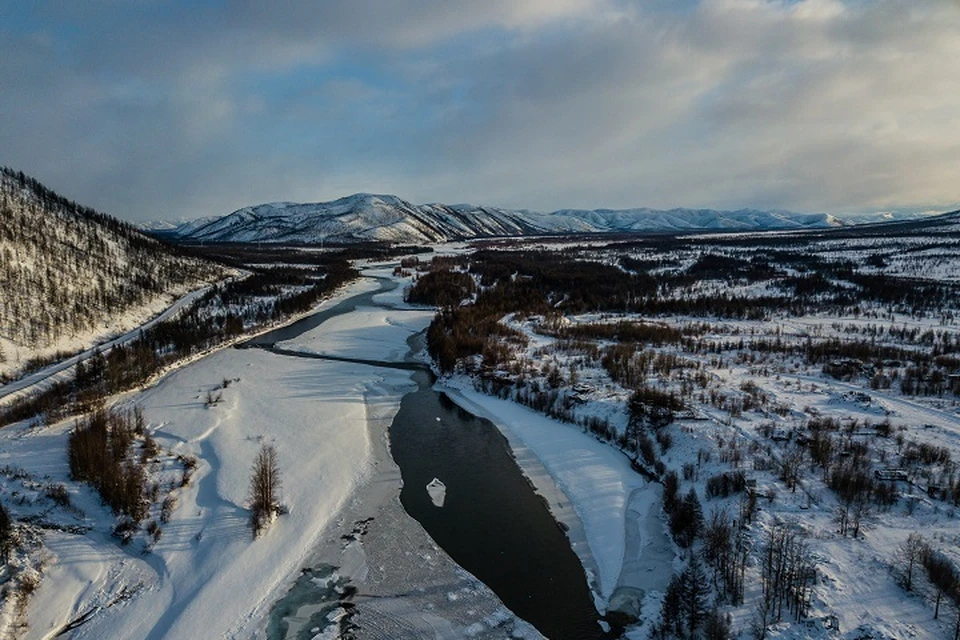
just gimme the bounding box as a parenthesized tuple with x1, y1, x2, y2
(0, 284, 218, 405)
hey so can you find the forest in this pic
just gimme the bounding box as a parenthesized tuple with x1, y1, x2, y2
(0, 167, 224, 376)
(408, 222, 960, 638)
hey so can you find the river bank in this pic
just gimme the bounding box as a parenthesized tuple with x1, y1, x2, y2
(269, 370, 541, 639)
(270, 264, 664, 638)
(438, 383, 675, 637)
(13, 270, 413, 639)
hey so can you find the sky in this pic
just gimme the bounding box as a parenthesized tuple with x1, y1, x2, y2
(2, 0, 959, 223)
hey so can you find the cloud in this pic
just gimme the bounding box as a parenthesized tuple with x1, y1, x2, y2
(414, 0, 960, 212)
(1, 0, 959, 220)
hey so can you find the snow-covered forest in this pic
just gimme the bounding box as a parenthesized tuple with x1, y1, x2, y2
(412, 216, 960, 639)
(0, 168, 224, 379)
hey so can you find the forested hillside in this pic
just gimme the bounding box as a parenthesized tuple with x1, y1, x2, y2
(0, 167, 223, 376)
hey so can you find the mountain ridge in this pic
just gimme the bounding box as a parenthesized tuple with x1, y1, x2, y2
(155, 193, 932, 245)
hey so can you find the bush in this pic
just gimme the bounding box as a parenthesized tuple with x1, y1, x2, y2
(44, 483, 71, 507)
(112, 517, 138, 545)
(146, 519, 162, 542)
(160, 496, 176, 523)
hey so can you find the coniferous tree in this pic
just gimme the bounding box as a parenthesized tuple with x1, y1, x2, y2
(0, 501, 12, 563)
(681, 555, 710, 637)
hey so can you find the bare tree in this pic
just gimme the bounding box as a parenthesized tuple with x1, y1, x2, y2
(897, 532, 926, 592)
(851, 498, 871, 538)
(755, 523, 816, 635)
(249, 443, 282, 538)
(923, 548, 959, 621)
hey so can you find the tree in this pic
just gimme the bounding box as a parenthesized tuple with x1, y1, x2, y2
(923, 548, 959, 620)
(897, 532, 926, 592)
(0, 501, 12, 562)
(681, 556, 710, 637)
(249, 443, 282, 538)
(670, 488, 704, 548)
(656, 572, 685, 639)
(655, 557, 713, 639)
(703, 607, 732, 640)
(704, 509, 744, 602)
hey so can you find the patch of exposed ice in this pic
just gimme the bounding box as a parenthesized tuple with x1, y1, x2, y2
(427, 477, 447, 507)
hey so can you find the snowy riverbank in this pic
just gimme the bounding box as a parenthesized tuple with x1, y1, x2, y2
(259, 265, 542, 638)
(438, 381, 675, 635)
(1, 271, 413, 638)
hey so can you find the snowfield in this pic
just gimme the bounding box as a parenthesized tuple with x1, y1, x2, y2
(473, 305, 960, 638)
(18, 347, 402, 638)
(7, 221, 960, 640)
(275, 284, 435, 363)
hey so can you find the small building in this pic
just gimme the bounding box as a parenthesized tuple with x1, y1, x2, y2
(874, 468, 908, 482)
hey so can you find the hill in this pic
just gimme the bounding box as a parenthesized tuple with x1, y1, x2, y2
(0, 168, 223, 378)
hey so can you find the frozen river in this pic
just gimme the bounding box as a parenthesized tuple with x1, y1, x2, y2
(255, 274, 605, 639)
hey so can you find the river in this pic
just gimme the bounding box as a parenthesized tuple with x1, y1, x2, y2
(250, 276, 607, 639)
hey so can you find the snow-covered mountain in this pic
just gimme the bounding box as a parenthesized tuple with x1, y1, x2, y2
(157, 193, 945, 245)
(159, 194, 868, 245)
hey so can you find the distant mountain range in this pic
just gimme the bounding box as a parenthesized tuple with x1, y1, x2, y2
(151, 194, 933, 245)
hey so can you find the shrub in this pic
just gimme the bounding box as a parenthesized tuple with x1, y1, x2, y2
(44, 483, 71, 507)
(160, 496, 176, 523)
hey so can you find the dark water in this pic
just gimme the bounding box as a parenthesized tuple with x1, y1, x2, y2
(256, 277, 604, 639)
(390, 371, 603, 639)
(266, 565, 354, 639)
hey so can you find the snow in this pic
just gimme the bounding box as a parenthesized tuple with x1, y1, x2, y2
(2, 268, 543, 639)
(274, 266, 434, 363)
(438, 381, 674, 622)
(17, 346, 408, 639)
(426, 478, 447, 507)
(486, 301, 960, 637)
(0, 283, 221, 404)
(18, 240, 960, 638)
(275, 306, 433, 362)
(0, 275, 412, 638)
(10, 211, 960, 639)
(169, 193, 935, 245)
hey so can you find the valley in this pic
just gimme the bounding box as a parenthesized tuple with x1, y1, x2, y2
(6, 3, 960, 639)
(1, 192, 960, 639)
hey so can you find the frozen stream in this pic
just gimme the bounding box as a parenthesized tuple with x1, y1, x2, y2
(253, 276, 606, 639)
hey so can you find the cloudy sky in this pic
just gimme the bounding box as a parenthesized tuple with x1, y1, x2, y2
(2, 0, 959, 222)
